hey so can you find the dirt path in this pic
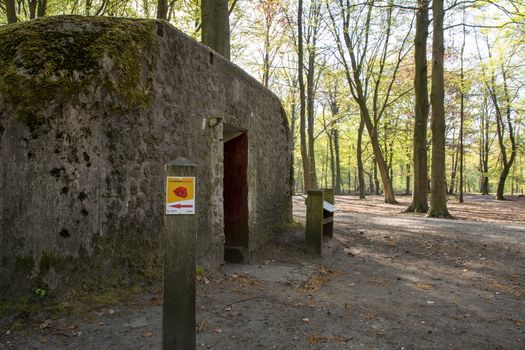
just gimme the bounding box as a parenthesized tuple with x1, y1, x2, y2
(1, 195, 524, 349)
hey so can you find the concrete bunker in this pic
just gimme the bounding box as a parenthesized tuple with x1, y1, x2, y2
(0, 16, 292, 298)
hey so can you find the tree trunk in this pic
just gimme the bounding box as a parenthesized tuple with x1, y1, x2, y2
(290, 99, 297, 195)
(405, 163, 411, 195)
(449, 137, 458, 194)
(298, 0, 311, 192)
(201, 0, 230, 59)
(368, 171, 374, 194)
(6, 0, 17, 23)
(428, 0, 450, 217)
(157, 0, 168, 19)
(29, 0, 37, 19)
(323, 138, 329, 187)
(329, 130, 335, 189)
(262, 16, 271, 87)
(406, 0, 429, 213)
(373, 158, 380, 195)
(37, 0, 47, 17)
(357, 118, 366, 199)
(480, 95, 490, 195)
(458, 15, 466, 203)
(494, 71, 516, 200)
(334, 129, 342, 194)
(306, 45, 318, 189)
(360, 110, 396, 202)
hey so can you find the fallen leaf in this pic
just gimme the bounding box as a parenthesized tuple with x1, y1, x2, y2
(197, 320, 207, 333)
(308, 335, 328, 344)
(40, 319, 52, 329)
(213, 328, 222, 334)
(142, 331, 153, 337)
(56, 322, 77, 331)
(308, 335, 321, 344)
(72, 331, 82, 337)
(302, 318, 310, 323)
(415, 282, 433, 290)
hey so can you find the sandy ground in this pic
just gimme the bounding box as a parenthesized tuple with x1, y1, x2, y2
(1, 195, 524, 349)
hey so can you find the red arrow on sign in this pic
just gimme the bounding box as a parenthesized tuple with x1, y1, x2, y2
(170, 204, 193, 208)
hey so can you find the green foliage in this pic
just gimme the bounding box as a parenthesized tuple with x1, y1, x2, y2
(34, 288, 46, 299)
(196, 265, 205, 277)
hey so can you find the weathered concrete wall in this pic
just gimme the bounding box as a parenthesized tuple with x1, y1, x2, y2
(0, 16, 292, 298)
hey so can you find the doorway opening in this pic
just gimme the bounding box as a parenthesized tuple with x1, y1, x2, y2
(223, 125, 248, 263)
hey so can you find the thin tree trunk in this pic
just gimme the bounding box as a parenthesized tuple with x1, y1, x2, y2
(449, 134, 458, 194)
(406, 0, 429, 212)
(329, 130, 335, 189)
(458, 15, 466, 203)
(323, 138, 329, 188)
(201, 0, 230, 59)
(307, 45, 318, 189)
(494, 71, 516, 200)
(298, 0, 311, 191)
(262, 17, 271, 87)
(357, 117, 366, 199)
(290, 98, 297, 195)
(354, 168, 357, 193)
(334, 129, 342, 194)
(428, 0, 451, 217)
(480, 95, 490, 194)
(405, 163, 411, 195)
(373, 158, 380, 195)
(368, 170, 374, 194)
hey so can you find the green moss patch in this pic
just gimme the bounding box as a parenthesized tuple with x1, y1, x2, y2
(0, 15, 158, 131)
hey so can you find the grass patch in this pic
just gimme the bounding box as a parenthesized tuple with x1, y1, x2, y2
(0, 284, 145, 327)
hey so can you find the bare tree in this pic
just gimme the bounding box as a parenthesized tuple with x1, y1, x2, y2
(327, 0, 413, 204)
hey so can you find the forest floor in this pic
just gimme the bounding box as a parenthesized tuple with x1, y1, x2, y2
(1, 194, 524, 349)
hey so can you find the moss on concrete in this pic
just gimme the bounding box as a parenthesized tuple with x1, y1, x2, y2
(0, 16, 158, 132)
(14, 256, 35, 274)
(39, 252, 70, 275)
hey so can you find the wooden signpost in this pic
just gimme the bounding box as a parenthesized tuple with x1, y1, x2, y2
(163, 158, 197, 350)
(305, 189, 336, 256)
(306, 190, 323, 256)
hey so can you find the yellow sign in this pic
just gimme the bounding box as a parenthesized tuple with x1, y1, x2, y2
(165, 176, 195, 215)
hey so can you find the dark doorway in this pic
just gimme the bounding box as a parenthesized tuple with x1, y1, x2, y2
(223, 126, 248, 263)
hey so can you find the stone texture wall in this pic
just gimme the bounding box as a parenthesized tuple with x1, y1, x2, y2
(0, 16, 292, 298)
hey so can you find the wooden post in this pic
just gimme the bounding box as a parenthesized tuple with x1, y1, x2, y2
(323, 188, 334, 237)
(163, 158, 197, 350)
(306, 190, 323, 256)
